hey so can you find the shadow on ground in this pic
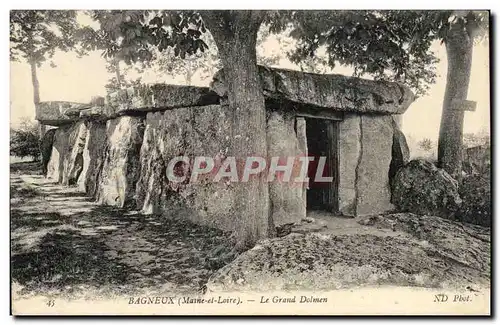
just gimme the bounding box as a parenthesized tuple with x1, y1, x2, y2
(10, 161, 42, 174)
(11, 162, 237, 299)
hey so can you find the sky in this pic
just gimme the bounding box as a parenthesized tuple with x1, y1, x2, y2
(9, 18, 490, 142)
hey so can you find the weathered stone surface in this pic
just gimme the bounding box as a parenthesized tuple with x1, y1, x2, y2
(46, 121, 88, 184)
(79, 106, 108, 122)
(338, 114, 361, 215)
(106, 84, 220, 116)
(207, 213, 490, 292)
(77, 121, 107, 197)
(62, 122, 88, 186)
(211, 66, 415, 115)
(356, 115, 394, 215)
(389, 119, 410, 179)
(46, 126, 70, 182)
(41, 128, 56, 175)
(391, 159, 463, 219)
(96, 116, 145, 208)
(36, 101, 91, 126)
(136, 105, 238, 232)
(266, 110, 306, 226)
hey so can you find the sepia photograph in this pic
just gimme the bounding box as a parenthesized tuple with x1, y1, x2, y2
(8, 8, 491, 316)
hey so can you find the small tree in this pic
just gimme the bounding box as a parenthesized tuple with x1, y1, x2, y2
(151, 32, 220, 85)
(10, 119, 41, 161)
(10, 10, 80, 137)
(418, 138, 434, 152)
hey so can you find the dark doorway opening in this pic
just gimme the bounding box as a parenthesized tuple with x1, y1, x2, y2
(305, 117, 339, 212)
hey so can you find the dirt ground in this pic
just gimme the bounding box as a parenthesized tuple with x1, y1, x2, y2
(10, 162, 237, 301)
(210, 212, 491, 292)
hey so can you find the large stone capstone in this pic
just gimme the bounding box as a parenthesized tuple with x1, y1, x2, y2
(211, 66, 415, 115)
(37, 101, 93, 126)
(37, 86, 220, 126)
(106, 84, 220, 116)
(391, 159, 463, 219)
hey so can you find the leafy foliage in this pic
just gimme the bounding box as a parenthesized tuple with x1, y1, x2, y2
(10, 10, 80, 66)
(151, 32, 220, 85)
(10, 119, 41, 161)
(255, 25, 288, 68)
(103, 58, 145, 92)
(83, 10, 488, 97)
(79, 10, 207, 66)
(77, 10, 215, 86)
(269, 10, 489, 96)
(81, 11, 300, 86)
(268, 11, 443, 96)
(418, 138, 434, 152)
(463, 132, 490, 148)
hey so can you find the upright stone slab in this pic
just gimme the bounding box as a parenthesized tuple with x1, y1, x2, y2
(338, 114, 362, 216)
(96, 116, 145, 208)
(77, 121, 107, 197)
(46, 121, 87, 184)
(389, 119, 410, 180)
(356, 115, 394, 215)
(46, 126, 71, 183)
(136, 105, 238, 232)
(62, 122, 88, 186)
(41, 128, 57, 175)
(267, 110, 306, 226)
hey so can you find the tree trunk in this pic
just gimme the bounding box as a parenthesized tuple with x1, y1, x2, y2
(113, 58, 123, 87)
(185, 58, 193, 85)
(202, 11, 271, 249)
(437, 22, 473, 181)
(30, 58, 45, 138)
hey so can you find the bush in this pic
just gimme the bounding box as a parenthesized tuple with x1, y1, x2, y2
(10, 119, 41, 161)
(463, 131, 490, 148)
(418, 138, 434, 152)
(457, 169, 491, 227)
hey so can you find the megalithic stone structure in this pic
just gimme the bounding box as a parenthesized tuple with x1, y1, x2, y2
(37, 67, 415, 237)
